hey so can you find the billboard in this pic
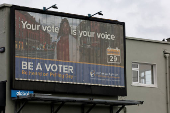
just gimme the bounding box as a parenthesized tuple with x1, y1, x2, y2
(11, 6, 126, 96)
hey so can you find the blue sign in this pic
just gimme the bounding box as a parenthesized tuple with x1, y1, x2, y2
(15, 57, 125, 87)
(11, 90, 34, 97)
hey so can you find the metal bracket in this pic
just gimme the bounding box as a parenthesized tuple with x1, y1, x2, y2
(110, 105, 113, 113)
(15, 100, 28, 113)
(81, 104, 96, 113)
(51, 102, 65, 113)
(81, 104, 85, 113)
(116, 105, 125, 113)
(13, 95, 143, 113)
(86, 104, 96, 113)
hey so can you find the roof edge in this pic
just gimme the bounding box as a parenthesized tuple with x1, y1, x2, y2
(0, 3, 12, 8)
(126, 36, 170, 45)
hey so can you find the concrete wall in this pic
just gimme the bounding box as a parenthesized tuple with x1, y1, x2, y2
(123, 38, 170, 113)
(0, 5, 8, 81)
(0, 4, 15, 113)
(2, 4, 169, 113)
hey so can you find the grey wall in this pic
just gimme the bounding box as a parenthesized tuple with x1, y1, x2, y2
(0, 5, 15, 113)
(3, 4, 168, 113)
(0, 5, 7, 82)
(123, 38, 170, 113)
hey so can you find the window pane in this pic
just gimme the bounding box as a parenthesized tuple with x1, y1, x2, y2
(145, 70, 152, 84)
(139, 64, 154, 84)
(133, 71, 138, 82)
(132, 63, 138, 68)
(140, 72, 145, 84)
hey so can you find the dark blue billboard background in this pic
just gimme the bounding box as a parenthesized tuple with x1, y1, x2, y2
(15, 57, 124, 87)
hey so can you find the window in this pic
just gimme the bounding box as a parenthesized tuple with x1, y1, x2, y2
(132, 63, 157, 87)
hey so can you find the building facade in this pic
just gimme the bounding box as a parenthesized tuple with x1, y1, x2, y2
(1, 3, 170, 113)
(124, 37, 169, 113)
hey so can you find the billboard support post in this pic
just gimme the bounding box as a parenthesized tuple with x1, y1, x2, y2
(15, 100, 28, 113)
(12, 95, 143, 113)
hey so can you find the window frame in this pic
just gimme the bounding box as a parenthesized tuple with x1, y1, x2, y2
(131, 62, 157, 88)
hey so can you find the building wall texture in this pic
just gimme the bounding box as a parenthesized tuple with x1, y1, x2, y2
(2, 4, 170, 113)
(0, 5, 15, 113)
(124, 38, 170, 113)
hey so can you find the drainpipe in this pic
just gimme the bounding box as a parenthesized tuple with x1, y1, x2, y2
(164, 50, 170, 113)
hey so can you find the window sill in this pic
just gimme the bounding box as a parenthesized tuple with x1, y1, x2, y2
(131, 83, 157, 88)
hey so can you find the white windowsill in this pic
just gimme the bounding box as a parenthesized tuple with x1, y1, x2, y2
(131, 83, 157, 88)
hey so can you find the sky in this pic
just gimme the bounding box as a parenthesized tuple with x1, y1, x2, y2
(1, 0, 170, 41)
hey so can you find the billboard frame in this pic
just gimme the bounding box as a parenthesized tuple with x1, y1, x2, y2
(10, 5, 127, 96)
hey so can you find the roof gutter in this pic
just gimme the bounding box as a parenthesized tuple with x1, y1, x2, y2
(164, 50, 170, 113)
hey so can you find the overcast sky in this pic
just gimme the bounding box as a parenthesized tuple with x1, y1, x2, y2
(1, 0, 170, 41)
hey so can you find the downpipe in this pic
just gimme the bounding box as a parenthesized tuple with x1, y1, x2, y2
(164, 50, 170, 113)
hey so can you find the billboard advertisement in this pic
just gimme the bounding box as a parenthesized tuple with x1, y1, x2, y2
(11, 6, 126, 96)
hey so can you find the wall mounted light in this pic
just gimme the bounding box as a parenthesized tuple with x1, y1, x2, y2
(0, 47, 5, 53)
(43, 4, 58, 11)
